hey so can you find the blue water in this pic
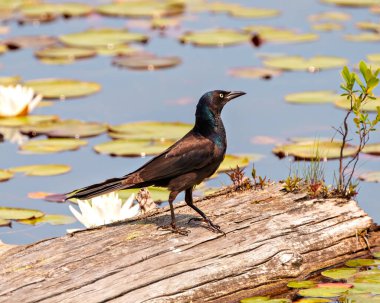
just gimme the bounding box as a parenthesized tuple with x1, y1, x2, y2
(1, 0, 380, 244)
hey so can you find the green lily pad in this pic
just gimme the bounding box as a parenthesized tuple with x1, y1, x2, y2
(113, 55, 181, 70)
(308, 11, 351, 22)
(109, 121, 192, 141)
(0, 207, 44, 220)
(0, 218, 10, 227)
(263, 55, 347, 71)
(59, 28, 148, 49)
(321, 0, 380, 6)
(218, 154, 262, 172)
(118, 186, 169, 202)
(229, 7, 280, 19)
(344, 33, 380, 42)
(322, 268, 357, 280)
(287, 281, 316, 289)
(18, 214, 76, 225)
(179, 28, 250, 47)
(19, 3, 93, 20)
(312, 23, 344, 31)
(228, 67, 282, 79)
(359, 171, 380, 182)
(374, 252, 380, 258)
(93, 139, 172, 157)
(344, 293, 380, 303)
(0, 115, 59, 127)
(334, 97, 380, 112)
(243, 26, 318, 44)
(97, 1, 184, 18)
(37, 57, 76, 65)
(24, 78, 101, 100)
(293, 299, 332, 303)
(346, 259, 380, 267)
(20, 119, 107, 138)
(9, 164, 71, 176)
(4, 35, 57, 49)
(0, 76, 21, 86)
(0, 169, 13, 182)
(352, 283, 380, 294)
(272, 141, 357, 160)
(240, 297, 290, 303)
(362, 143, 380, 155)
(35, 47, 96, 60)
(353, 269, 380, 283)
(285, 90, 339, 104)
(95, 44, 141, 56)
(298, 284, 351, 298)
(20, 138, 87, 154)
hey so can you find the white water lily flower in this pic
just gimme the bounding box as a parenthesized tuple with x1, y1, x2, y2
(69, 192, 140, 229)
(0, 85, 42, 117)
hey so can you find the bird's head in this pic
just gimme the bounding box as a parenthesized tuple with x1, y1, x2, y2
(197, 90, 246, 116)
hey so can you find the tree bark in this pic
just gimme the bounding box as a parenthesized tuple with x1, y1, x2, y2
(0, 184, 378, 303)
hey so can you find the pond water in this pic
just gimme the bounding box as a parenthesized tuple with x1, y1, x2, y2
(1, 0, 380, 249)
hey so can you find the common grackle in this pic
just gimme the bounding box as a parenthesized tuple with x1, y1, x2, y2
(66, 90, 246, 235)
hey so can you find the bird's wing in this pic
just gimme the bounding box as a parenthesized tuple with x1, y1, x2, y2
(125, 132, 216, 183)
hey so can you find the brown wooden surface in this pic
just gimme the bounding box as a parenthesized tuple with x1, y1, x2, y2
(0, 184, 378, 303)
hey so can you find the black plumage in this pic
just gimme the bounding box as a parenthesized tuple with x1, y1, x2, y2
(66, 90, 246, 234)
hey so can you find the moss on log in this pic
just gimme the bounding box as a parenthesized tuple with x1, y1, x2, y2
(0, 184, 379, 303)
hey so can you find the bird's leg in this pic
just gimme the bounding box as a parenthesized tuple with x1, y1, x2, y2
(157, 191, 190, 236)
(185, 188, 225, 235)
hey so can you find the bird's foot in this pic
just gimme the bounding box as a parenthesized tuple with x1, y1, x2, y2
(157, 223, 190, 236)
(188, 217, 225, 236)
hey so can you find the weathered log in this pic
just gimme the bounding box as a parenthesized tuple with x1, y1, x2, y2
(0, 184, 379, 303)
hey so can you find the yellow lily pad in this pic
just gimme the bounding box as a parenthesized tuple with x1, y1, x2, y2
(9, 164, 71, 176)
(217, 154, 262, 172)
(334, 96, 380, 112)
(362, 143, 380, 155)
(0, 169, 13, 182)
(20, 119, 107, 138)
(108, 121, 192, 141)
(346, 259, 380, 267)
(287, 281, 316, 289)
(20, 138, 87, 154)
(229, 7, 280, 19)
(59, 28, 148, 49)
(285, 90, 339, 104)
(24, 78, 101, 100)
(263, 55, 348, 71)
(321, 0, 380, 6)
(95, 44, 141, 56)
(113, 55, 181, 70)
(0, 218, 10, 226)
(0, 115, 59, 127)
(321, 268, 357, 280)
(179, 28, 250, 47)
(0, 206, 44, 220)
(344, 33, 380, 42)
(0, 76, 21, 86)
(308, 11, 351, 22)
(312, 23, 344, 31)
(151, 17, 180, 29)
(93, 139, 172, 157)
(228, 67, 282, 79)
(19, 3, 93, 20)
(35, 47, 96, 60)
(272, 141, 357, 160)
(298, 284, 350, 297)
(18, 214, 76, 225)
(4, 35, 57, 49)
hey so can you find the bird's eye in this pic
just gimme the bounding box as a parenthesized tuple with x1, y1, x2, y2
(219, 93, 224, 98)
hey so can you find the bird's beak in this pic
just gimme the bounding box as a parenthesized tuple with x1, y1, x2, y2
(226, 91, 246, 101)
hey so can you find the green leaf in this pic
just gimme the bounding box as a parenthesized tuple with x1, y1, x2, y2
(9, 164, 71, 176)
(321, 268, 357, 280)
(287, 281, 316, 289)
(0, 207, 44, 220)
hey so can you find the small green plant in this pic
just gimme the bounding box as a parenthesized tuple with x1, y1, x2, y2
(335, 61, 380, 196)
(226, 165, 251, 190)
(251, 164, 268, 189)
(283, 162, 302, 192)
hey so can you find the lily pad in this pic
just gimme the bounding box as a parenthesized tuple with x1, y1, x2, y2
(285, 90, 339, 104)
(93, 139, 172, 157)
(97, 1, 184, 18)
(0, 218, 10, 227)
(362, 143, 380, 155)
(367, 53, 380, 63)
(179, 28, 250, 47)
(95, 44, 141, 56)
(352, 283, 380, 294)
(20, 3, 93, 19)
(20, 138, 87, 154)
(151, 17, 180, 29)
(344, 33, 380, 42)
(20, 119, 107, 138)
(118, 186, 169, 202)
(321, 0, 380, 6)
(346, 259, 380, 267)
(293, 299, 332, 303)
(9, 164, 71, 176)
(356, 21, 380, 33)
(0, 115, 59, 127)
(334, 97, 380, 112)
(113, 55, 181, 70)
(59, 28, 148, 49)
(18, 214, 76, 225)
(312, 23, 344, 31)
(218, 154, 262, 172)
(35, 47, 96, 60)
(359, 171, 380, 182)
(108, 121, 192, 141)
(240, 297, 290, 303)
(287, 281, 316, 289)
(0, 169, 13, 182)
(298, 284, 352, 297)
(321, 268, 357, 280)
(0, 207, 44, 220)
(263, 55, 347, 71)
(308, 11, 351, 22)
(272, 141, 357, 160)
(228, 67, 282, 80)
(0, 76, 21, 86)
(229, 7, 280, 19)
(4, 35, 57, 50)
(24, 78, 101, 100)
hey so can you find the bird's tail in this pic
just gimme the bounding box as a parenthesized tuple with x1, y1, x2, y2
(65, 177, 131, 201)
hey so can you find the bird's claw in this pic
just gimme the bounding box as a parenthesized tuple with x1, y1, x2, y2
(188, 217, 225, 236)
(157, 223, 190, 236)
